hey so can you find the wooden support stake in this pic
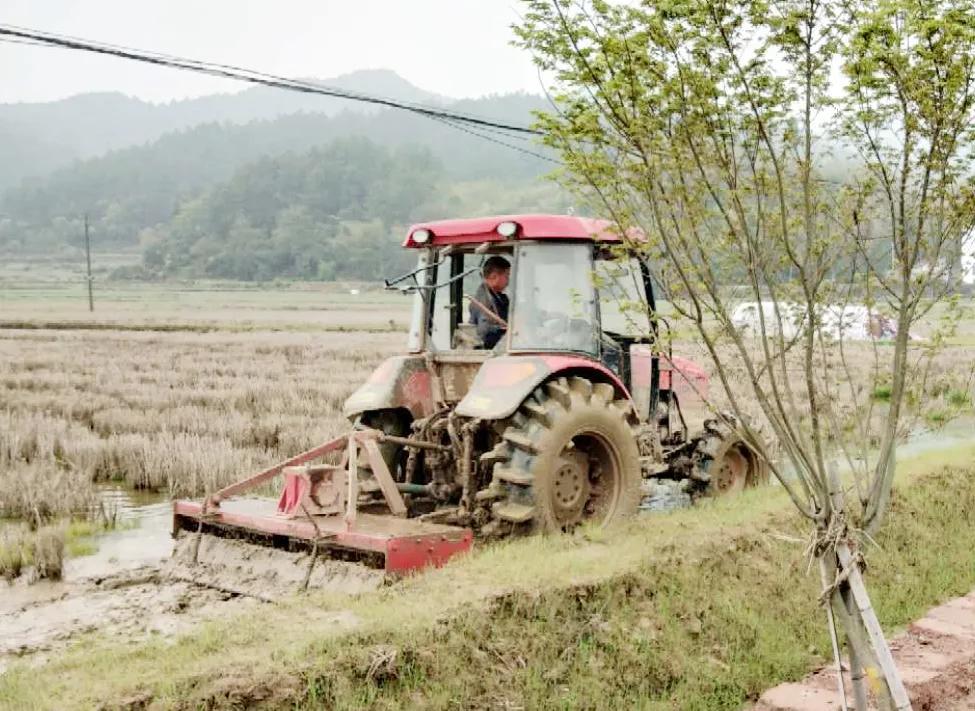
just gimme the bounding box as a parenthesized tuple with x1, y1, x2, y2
(820, 557, 849, 711)
(837, 544, 912, 710)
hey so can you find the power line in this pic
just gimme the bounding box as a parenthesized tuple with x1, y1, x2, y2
(430, 115, 560, 165)
(0, 24, 545, 141)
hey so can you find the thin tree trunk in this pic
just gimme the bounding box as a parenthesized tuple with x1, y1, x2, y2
(826, 463, 911, 710)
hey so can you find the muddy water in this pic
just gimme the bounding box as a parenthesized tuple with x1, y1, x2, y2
(68, 487, 174, 579)
(0, 488, 167, 608)
(899, 415, 975, 459)
(0, 489, 251, 674)
(771, 414, 975, 482)
(0, 487, 381, 675)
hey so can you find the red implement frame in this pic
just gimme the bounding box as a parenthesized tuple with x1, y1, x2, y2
(172, 429, 473, 574)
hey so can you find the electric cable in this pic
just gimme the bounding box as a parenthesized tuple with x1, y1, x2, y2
(430, 115, 559, 164)
(0, 24, 544, 140)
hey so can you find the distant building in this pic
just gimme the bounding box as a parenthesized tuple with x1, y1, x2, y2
(731, 301, 901, 341)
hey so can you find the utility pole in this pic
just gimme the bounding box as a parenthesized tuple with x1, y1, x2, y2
(84, 214, 94, 312)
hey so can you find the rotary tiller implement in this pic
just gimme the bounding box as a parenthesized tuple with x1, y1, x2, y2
(172, 429, 474, 579)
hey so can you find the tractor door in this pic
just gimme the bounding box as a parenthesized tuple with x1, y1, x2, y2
(509, 242, 599, 355)
(429, 247, 512, 353)
(594, 254, 659, 421)
(427, 246, 514, 403)
(428, 250, 467, 352)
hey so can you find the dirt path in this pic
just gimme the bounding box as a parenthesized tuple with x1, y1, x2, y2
(948, 692, 975, 710)
(756, 588, 975, 710)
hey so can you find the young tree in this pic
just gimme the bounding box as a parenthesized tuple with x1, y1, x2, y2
(516, 0, 975, 708)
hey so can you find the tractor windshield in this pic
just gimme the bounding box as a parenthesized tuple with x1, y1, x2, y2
(510, 242, 597, 355)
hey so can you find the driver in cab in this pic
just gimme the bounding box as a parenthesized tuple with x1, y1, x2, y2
(469, 256, 510, 349)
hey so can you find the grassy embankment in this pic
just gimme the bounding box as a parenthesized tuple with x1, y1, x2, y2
(1, 445, 974, 710)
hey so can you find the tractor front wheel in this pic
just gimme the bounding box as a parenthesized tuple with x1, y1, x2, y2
(489, 376, 642, 532)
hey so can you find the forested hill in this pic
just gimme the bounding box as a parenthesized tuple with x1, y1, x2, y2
(0, 69, 443, 191)
(0, 86, 562, 281)
(125, 137, 569, 282)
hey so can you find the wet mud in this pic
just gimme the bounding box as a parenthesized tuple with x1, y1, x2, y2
(0, 492, 380, 675)
(0, 567, 261, 674)
(166, 532, 386, 600)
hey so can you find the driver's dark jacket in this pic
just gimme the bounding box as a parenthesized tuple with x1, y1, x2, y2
(469, 283, 509, 349)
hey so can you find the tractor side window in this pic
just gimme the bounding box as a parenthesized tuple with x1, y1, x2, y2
(510, 243, 597, 354)
(595, 259, 652, 337)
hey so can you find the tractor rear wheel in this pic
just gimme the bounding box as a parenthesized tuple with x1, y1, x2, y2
(694, 418, 769, 494)
(490, 376, 642, 532)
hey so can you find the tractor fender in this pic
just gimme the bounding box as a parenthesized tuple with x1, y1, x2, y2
(455, 355, 632, 421)
(343, 355, 435, 421)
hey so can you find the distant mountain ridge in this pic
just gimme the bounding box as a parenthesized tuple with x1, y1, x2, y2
(0, 81, 563, 264)
(0, 69, 451, 191)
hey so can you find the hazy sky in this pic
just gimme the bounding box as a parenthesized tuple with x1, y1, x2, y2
(0, 1, 541, 104)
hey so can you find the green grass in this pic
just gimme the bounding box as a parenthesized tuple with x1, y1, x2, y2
(3, 445, 975, 710)
(0, 519, 128, 574)
(948, 389, 971, 408)
(0, 536, 33, 581)
(63, 521, 103, 558)
(872, 384, 893, 401)
(0, 525, 64, 582)
(926, 409, 950, 425)
(62, 516, 141, 559)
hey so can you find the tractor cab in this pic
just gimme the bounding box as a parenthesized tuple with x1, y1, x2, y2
(379, 216, 664, 424)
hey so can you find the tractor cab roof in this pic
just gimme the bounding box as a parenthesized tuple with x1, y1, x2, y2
(403, 214, 634, 248)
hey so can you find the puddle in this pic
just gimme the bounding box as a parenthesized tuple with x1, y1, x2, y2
(0, 487, 263, 676)
(64, 486, 173, 582)
(0, 487, 175, 618)
(898, 415, 975, 460)
(771, 415, 975, 482)
(0, 488, 370, 675)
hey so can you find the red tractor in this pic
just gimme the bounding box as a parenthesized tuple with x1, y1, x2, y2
(174, 215, 767, 578)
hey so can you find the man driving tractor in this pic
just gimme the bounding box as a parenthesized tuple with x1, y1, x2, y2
(469, 255, 510, 349)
